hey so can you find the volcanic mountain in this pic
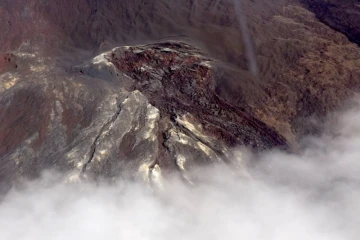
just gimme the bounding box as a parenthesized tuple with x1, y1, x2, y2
(0, 0, 360, 189)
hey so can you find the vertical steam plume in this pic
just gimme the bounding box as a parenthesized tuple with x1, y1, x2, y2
(233, 0, 259, 77)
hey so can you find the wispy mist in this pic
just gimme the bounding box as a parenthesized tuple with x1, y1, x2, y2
(1, 100, 360, 239)
(233, 0, 259, 77)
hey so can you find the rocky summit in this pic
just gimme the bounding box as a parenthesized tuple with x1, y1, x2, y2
(1, 0, 360, 189)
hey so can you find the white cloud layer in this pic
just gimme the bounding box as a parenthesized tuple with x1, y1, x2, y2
(1, 100, 360, 240)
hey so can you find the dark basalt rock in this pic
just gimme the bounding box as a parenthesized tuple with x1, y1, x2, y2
(107, 42, 288, 150)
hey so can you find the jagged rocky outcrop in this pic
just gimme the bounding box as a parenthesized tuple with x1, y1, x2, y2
(1, 0, 360, 189)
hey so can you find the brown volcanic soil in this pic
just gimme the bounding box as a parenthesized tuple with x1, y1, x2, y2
(0, 0, 360, 185)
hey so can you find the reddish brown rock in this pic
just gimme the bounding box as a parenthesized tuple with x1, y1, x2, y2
(0, 53, 17, 74)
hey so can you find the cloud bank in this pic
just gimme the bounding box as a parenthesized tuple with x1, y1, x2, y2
(1, 100, 360, 240)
